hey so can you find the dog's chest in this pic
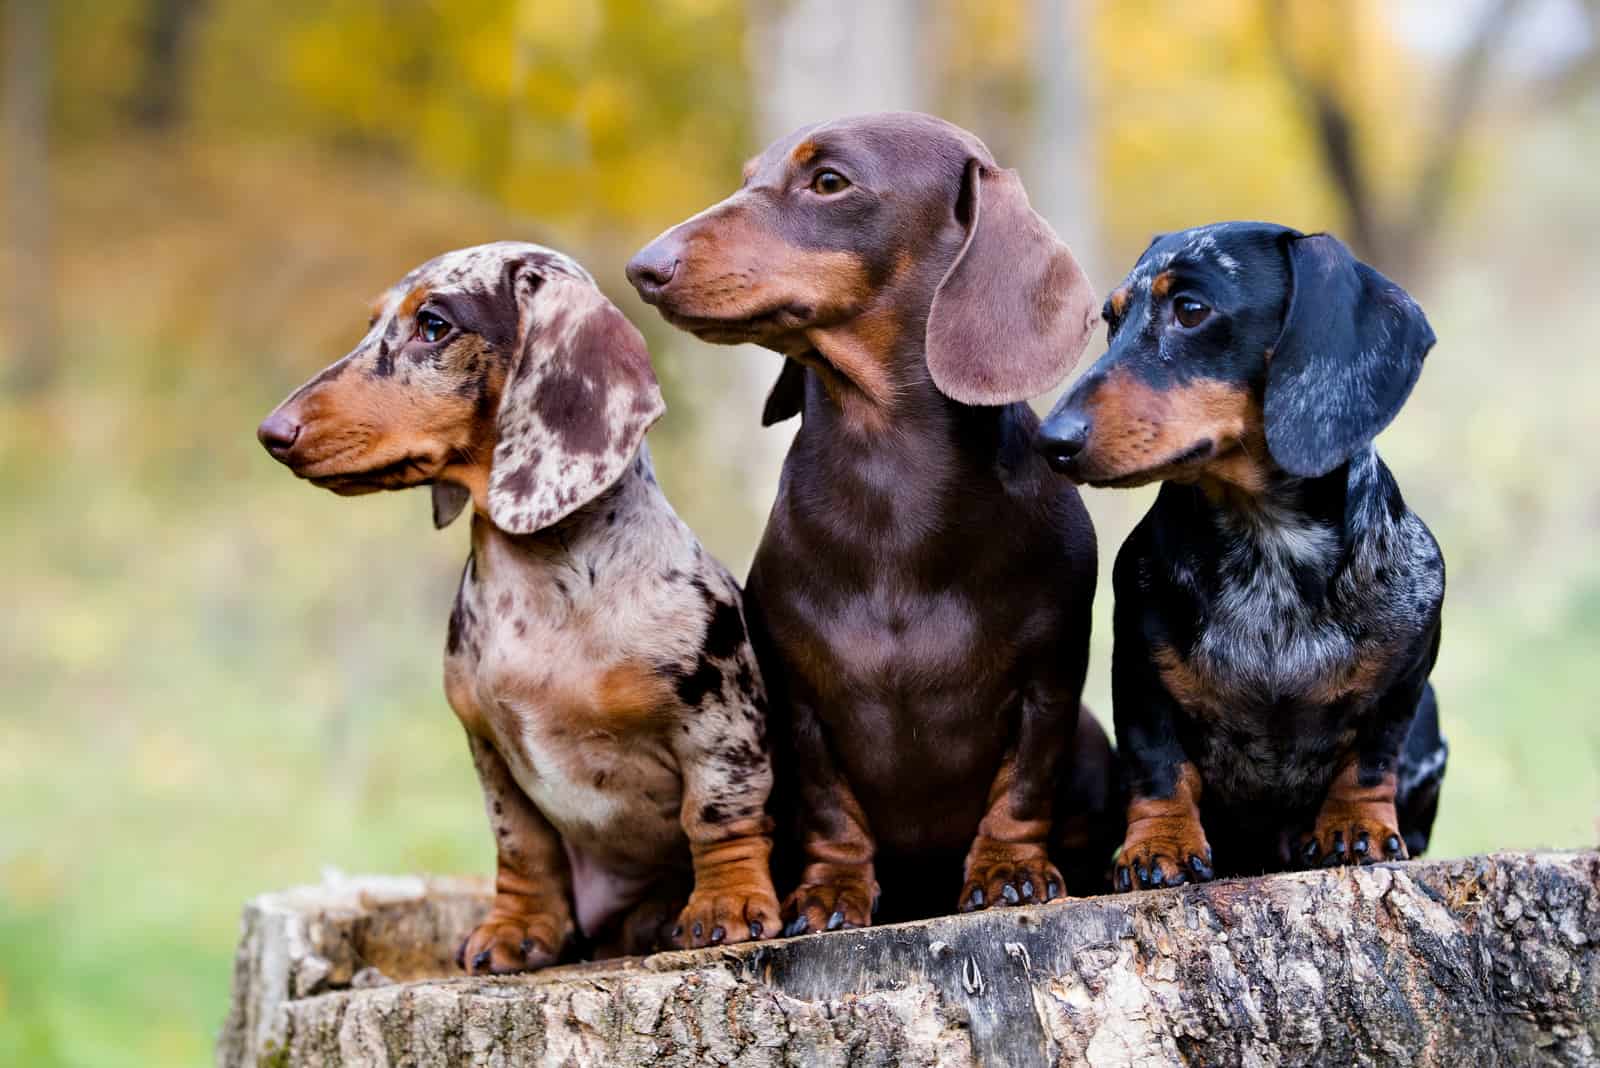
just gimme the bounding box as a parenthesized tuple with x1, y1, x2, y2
(1160, 504, 1433, 801)
(1186, 519, 1357, 708)
(442, 526, 699, 862)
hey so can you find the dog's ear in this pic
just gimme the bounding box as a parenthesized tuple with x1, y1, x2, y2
(761, 359, 807, 426)
(431, 481, 471, 529)
(1265, 233, 1436, 478)
(487, 277, 665, 534)
(925, 161, 1098, 406)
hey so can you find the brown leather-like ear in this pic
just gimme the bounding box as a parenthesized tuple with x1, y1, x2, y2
(926, 161, 1098, 406)
(487, 279, 665, 534)
(761, 359, 807, 426)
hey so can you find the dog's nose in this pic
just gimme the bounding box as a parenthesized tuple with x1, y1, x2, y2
(1034, 413, 1090, 472)
(625, 240, 680, 303)
(257, 411, 302, 461)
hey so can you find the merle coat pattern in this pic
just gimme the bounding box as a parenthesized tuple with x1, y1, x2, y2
(1035, 222, 1448, 885)
(258, 243, 780, 971)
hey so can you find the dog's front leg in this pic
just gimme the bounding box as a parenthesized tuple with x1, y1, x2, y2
(671, 703, 781, 949)
(781, 699, 879, 935)
(1112, 642, 1215, 891)
(457, 733, 576, 974)
(960, 659, 1087, 910)
(1300, 642, 1437, 868)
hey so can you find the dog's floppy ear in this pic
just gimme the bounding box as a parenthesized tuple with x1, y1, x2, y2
(761, 359, 807, 426)
(925, 161, 1098, 406)
(1265, 233, 1436, 478)
(431, 481, 471, 529)
(487, 277, 665, 533)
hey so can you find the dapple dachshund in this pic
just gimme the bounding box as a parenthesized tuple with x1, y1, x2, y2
(627, 113, 1123, 929)
(257, 242, 780, 969)
(1035, 222, 1448, 886)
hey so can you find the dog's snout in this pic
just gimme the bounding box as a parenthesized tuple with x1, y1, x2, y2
(1034, 411, 1091, 472)
(625, 239, 681, 303)
(257, 410, 302, 461)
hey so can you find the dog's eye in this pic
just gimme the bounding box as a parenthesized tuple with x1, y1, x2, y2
(415, 311, 452, 343)
(809, 169, 851, 195)
(1174, 298, 1211, 329)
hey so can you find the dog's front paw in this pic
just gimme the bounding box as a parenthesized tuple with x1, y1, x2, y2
(1114, 819, 1213, 892)
(456, 910, 571, 975)
(780, 863, 877, 936)
(1299, 806, 1406, 868)
(671, 883, 780, 949)
(959, 839, 1065, 911)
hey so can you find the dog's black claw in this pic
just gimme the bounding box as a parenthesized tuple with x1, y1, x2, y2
(1045, 879, 1060, 902)
(1301, 839, 1320, 865)
(1353, 832, 1370, 857)
(671, 924, 684, 941)
(519, 937, 535, 958)
(969, 888, 985, 910)
(749, 921, 763, 939)
(692, 922, 703, 941)
(1385, 835, 1402, 858)
(471, 949, 492, 972)
(1002, 883, 1020, 905)
(710, 925, 725, 944)
(1189, 855, 1213, 881)
(1136, 864, 1151, 888)
(1149, 865, 1167, 888)
(1115, 867, 1132, 892)
(1020, 879, 1035, 902)
(826, 910, 845, 931)
(784, 917, 807, 937)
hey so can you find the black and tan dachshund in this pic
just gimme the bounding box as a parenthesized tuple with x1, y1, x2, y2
(628, 112, 1123, 928)
(1035, 222, 1448, 887)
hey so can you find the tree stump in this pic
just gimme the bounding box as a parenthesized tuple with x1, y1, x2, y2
(217, 852, 1600, 1067)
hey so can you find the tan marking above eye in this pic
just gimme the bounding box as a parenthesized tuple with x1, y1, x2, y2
(1109, 288, 1130, 317)
(1151, 271, 1175, 299)
(399, 286, 429, 320)
(790, 139, 819, 166)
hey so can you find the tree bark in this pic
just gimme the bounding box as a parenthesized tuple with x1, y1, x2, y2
(218, 851, 1600, 1067)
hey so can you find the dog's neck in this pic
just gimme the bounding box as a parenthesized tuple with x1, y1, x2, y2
(468, 448, 659, 579)
(787, 329, 1037, 537)
(1179, 452, 1362, 558)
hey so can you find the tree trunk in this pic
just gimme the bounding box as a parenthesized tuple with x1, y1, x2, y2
(127, 0, 207, 131)
(747, 0, 925, 136)
(2, 0, 54, 392)
(218, 851, 1600, 1067)
(1030, 0, 1101, 288)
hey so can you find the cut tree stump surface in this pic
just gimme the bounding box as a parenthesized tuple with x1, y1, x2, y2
(217, 851, 1600, 1067)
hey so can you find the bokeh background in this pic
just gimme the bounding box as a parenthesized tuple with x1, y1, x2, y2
(3, 0, 1598, 1062)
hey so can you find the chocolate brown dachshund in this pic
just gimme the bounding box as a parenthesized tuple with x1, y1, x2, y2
(628, 112, 1123, 929)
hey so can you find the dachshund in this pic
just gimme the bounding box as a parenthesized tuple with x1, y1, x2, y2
(627, 113, 1123, 929)
(257, 242, 780, 970)
(1034, 222, 1448, 886)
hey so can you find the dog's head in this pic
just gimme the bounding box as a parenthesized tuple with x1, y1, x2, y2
(257, 241, 664, 533)
(1034, 223, 1435, 489)
(626, 111, 1097, 421)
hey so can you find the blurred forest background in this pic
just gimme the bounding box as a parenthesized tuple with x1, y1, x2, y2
(3, 0, 1599, 1062)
